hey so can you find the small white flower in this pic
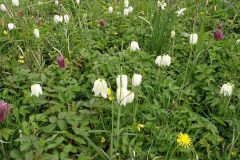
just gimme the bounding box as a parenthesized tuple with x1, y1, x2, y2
(76, 0, 80, 5)
(64, 15, 70, 23)
(128, 6, 133, 13)
(0, 4, 7, 12)
(132, 74, 142, 86)
(236, 39, 240, 44)
(31, 84, 43, 97)
(220, 83, 233, 97)
(12, 0, 19, 6)
(190, 33, 198, 44)
(124, 8, 129, 16)
(34, 29, 40, 38)
(176, 8, 186, 17)
(55, 0, 59, 5)
(117, 75, 128, 89)
(8, 23, 16, 31)
(109, 6, 113, 13)
(92, 79, 108, 98)
(116, 88, 134, 106)
(54, 15, 63, 23)
(155, 55, 171, 67)
(171, 30, 176, 38)
(130, 41, 140, 51)
(124, 0, 129, 8)
(157, 0, 167, 10)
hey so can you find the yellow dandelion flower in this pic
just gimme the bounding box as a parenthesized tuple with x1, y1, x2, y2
(100, 137, 106, 143)
(3, 30, 8, 35)
(137, 124, 145, 131)
(177, 132, 192, 148)
(18, 59, 24, 64)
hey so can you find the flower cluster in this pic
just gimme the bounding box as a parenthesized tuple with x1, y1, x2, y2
(92, 73, 142, 106)
(54, 15, 70, 24)
(123, 0, 133, 16)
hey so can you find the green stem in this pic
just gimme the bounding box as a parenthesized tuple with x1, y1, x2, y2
(0, 135, 7, 160)
(169, 146, 179, 159)
(110, 103, 114, 159)
(223, 97, 231, 118)
(116, 105, 122, 153)
(178, 45, 193, 104)
(133, 87, 138, 124)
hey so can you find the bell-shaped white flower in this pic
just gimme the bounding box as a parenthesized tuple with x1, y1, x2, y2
(130, 41, 140, 51)
(155, 56, 162, 66)
(124, 0, 129, 8)
(0, 4, 7, 12)
(117, 88, 128, 106)
(117, 75, 128, 89)
(128, 6, 133, 13)
(171, 30, 176, 38)
(162, 55, 171, 66)
(55, 0, 59, 5)
(8, 23, 16, 31)
(126, 91, 134, 104)
(132, 74, 142, 86)
(190, 33, 198, 44)
(124, 8, 129, 16)
(176, 8, 186, 17)
(12, 0, 19, 6)
(34, 29, 40, 39)
(92, 79, 108, 98)
(109, 6, 113, 13)
(155, 55, 171, 67)
(116, 88, 134, 106)
(31, 84, 43, 97)
(220, 83, 233, 97)
(64, 15, 70, 23)
(76, 0, 80, 5)
(53, 15, 63, 23)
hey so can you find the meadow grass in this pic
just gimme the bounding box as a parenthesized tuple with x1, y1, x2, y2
(0, 0, 240, 160)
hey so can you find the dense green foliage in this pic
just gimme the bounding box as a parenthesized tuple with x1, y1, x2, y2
(0, 0, 240, 159)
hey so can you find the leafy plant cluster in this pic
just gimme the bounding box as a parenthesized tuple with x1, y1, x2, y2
(0, 0, 240, 160)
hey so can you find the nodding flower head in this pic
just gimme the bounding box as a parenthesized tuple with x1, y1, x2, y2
(214, 25, 224, 41)
(0, 101, 8, 122)
(57, 55, 65, 69)
(99, 19, 105, 28)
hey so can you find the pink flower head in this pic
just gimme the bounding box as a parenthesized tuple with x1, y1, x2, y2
(99, 19, 105, 28)
(57, 55, 65, 69)
(214, 25, 224, 41)
(0, 101, 8, 122)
